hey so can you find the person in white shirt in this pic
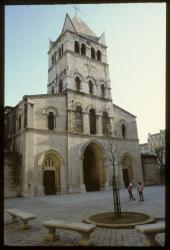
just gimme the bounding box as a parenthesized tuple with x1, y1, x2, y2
(137, 181, 144, 201)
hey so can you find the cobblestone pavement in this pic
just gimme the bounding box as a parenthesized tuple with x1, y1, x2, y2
(4, 185, 165, 246)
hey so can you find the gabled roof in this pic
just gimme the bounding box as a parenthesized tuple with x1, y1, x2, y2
(62, 14, 99, 42)
(72, 15, 97, 38)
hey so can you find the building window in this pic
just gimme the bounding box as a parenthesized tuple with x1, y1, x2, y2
(89, 109, 96, 134)
(97, 50, 101, 61)
(89, 80, 93, 94)
(51, 86, 54, 94)
(75, 77, 81, 92)
(48, 112, 55, 130)
(101, 84, 105, 97)
(58, 79, 63, 93)
(59, 48, 62, 58)
(18, 115, 21, 131)
(61, 44, 63, 54)
(102, 112, 111, 135)
(91, 47, 95, 59)
(75, 106, 83, 133)
(122, 123, 126, 138)
(75, 41, 80, 53)
(52, 54, 55, 64)
(81, 44, 86, 55)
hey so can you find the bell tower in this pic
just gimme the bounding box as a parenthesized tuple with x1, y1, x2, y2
(47, 14, 112, 100)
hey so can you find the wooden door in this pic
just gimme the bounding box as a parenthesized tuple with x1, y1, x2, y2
(122, 169, 129, 188)
(43, 170, 56, 195)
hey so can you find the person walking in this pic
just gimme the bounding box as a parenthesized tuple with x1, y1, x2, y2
(137, 181, 144, 201)
(128, 182, 135, 201)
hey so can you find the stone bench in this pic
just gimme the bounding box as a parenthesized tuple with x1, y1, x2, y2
(155, 233, 165, 246)
(135, 222, 165, 246)
(43, 219, 96, 246)
(6, 208, 36, 229)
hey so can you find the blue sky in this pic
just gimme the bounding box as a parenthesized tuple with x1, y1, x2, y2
(5, 3, 166, 143)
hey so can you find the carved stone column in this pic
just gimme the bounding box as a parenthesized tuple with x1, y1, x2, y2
(96, 114, 102, 135)
(80, 156, 86, 192)
(68, 110, 75, 132)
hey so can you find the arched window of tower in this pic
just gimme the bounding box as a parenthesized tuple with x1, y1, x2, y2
(97, 50, 101, 61)
(61, 44, 64, 54)
(81, 43, 86, 56)
(18, 114, 22, 131)
(59, 48, 62, 58)
(58, 79, 63, 93)
(91, 47, 95, 59)
(101, 84, 105, 98)
(48, 112, 55, 130)
(89, 80, 93, 94)
(75, 77, 81, 92)
(102, 112, 111, 135)
(51, 86, 54, 94)
(74, 41, 80, 53)
(89, 109, 96, 135)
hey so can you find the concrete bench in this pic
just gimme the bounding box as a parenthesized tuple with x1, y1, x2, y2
(6, 208, 36, 229)
(135, 222, 165, 246)
(155, 233, 165, 246)
(43, 219, 96, 246)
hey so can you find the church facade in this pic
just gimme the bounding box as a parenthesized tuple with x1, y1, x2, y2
(4, 14, 143, 197)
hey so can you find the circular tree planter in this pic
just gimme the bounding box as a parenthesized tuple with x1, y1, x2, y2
(83, 212, 155, 229)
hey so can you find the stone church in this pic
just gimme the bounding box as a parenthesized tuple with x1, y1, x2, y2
(4, 14, 143, 197)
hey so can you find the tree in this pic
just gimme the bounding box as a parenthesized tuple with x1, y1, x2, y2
(104, 130, 124, 217)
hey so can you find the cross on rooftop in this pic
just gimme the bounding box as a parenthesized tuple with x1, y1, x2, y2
(73, 5, 80, 16)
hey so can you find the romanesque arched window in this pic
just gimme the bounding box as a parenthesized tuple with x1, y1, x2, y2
(75, 106, 83, 133)
(91, 47, 95, 59)
(52, 54, 55, 64)
(102, 112, 111, 135)
(89, 109, 96, 134)
(59, 48, 62, 58)
(58, 79, 63, 93)
(81, 44, 86, 55)
(75, 77, 81, 92)
(122, 123, 126, 138)
(51, 86, 54, 94)
(18, 115, 21, 131)
(75, 41, 80, 53)
(101, 84, 105, 97)
(61, 44, 63, 54)
(89, 80, 93, 94)
(97, 50, 101, 61)
(48, 112, 55, 130)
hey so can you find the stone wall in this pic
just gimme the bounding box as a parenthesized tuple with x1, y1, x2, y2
(4, 152, 21, 197)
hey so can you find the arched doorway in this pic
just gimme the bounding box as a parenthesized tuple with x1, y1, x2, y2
(122, 156, 133, 188)
(42, 154, 61, 195)
(83, 142, 105, 191)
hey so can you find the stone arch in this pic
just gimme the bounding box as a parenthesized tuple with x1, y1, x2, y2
(37, 150, 64, 195)
(119, 153, 135, 188)
(80, 140, 108, 192)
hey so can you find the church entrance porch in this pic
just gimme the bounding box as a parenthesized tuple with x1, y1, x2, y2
(37, 150, 64, 196)
(83, 142, 106, 192)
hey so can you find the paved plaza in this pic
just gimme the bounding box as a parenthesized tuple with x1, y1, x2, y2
(4, 185, 165, 246)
